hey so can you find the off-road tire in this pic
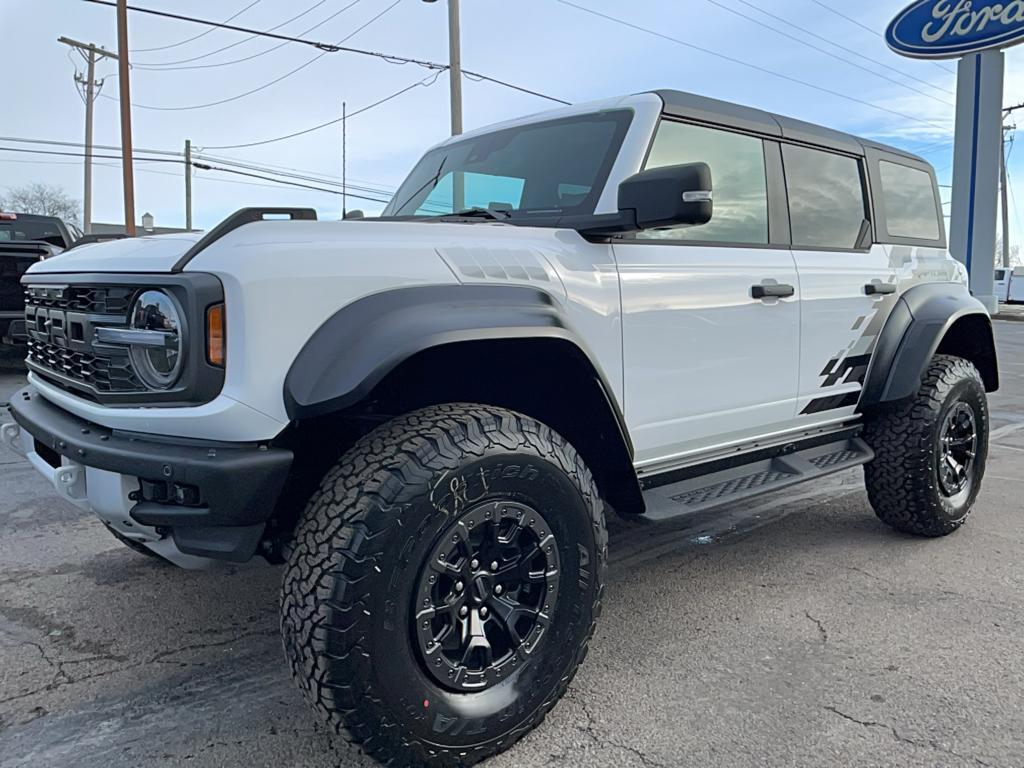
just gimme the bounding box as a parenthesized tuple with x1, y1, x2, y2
(863, 354, 989, 537)
(281, 404, 607, 767)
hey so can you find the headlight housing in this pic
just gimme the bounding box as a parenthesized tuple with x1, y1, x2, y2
(128, 289, 185, 389)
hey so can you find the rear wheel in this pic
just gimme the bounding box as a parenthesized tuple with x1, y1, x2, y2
(863, 355, 989, 537)
(281, 404, 607, 766)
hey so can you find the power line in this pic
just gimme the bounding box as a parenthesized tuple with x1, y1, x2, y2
(130, 0, 262, 53)
(191, 160, 390, 202)
(0, 135, 182, 158)
(85, 0, 567, 108)
(201, 72, 442, 149)
(0, 146, 181, 163)
(133, 0, 345, 71)
(805, 0, 956, 75)
(100, 0, 406, 111)
(555, 0, 949, 134)
(723, 0, 954, 102)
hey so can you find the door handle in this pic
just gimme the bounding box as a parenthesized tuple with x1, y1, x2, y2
(752, 283, 795, 300)
(864, 282, 897, 296)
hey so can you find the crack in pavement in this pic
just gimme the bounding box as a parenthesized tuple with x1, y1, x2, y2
(804, 611, 829, 644)
(0, 627, 278, 708)
(824, 706, 993, 767)
(571, 692, 668, 768)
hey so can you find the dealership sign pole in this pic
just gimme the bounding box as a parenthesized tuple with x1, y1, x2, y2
(887, 0, 1024, 314)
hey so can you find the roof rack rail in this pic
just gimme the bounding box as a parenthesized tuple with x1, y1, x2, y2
(171, 207, 317, 272)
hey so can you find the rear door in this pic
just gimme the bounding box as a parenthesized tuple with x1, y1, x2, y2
(782, 144, 892, 424)
(613, 120, 801, 468)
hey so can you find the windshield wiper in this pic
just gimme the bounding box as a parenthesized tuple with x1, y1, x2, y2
(435, 207, 512, 221)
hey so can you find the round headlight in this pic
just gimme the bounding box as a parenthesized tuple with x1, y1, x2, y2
(129, 290, 184, 389)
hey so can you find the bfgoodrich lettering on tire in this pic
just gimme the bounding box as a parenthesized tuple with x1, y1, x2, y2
(863, 355, 989, 537)
(280, 403, 607, 766)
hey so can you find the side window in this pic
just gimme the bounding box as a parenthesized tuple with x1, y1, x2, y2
(996, 269, 1007, 281)
(783, 144, 867, 249)
(638, 121, 768, 244)
(878, 161, 941, 241)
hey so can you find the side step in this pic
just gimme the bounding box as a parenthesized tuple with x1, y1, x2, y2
(641, 436, 874, 522)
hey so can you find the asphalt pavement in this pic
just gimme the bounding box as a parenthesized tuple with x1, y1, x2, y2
(1, 324, 1024, 768)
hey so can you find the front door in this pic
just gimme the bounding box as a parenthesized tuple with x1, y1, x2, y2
(614, 119, 801, 469)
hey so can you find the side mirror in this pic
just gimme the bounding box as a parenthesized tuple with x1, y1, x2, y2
(618, 162, 713, 231)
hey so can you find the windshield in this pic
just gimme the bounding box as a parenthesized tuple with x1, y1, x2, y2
(385, 110, 633, 218)
(0, 218, 66, 247)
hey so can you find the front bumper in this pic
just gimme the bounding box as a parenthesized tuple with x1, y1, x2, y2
(3, 385, 293, 565)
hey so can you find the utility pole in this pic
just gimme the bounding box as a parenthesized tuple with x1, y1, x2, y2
(447, 0, 463, 136)
(342, 101, 347, 218)
(1001, 126, 1011, 269)
(422, 0, 462, 135)
(58, 37, 117, 235)
(116, 0, 136, 236)
(184, 139, 192, 231)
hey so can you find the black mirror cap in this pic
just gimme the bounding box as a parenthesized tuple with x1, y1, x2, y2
(618, 162, 713, 231)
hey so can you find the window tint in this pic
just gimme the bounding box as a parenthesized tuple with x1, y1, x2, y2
(388, 111, 632, 217)
(996, 269, 1007, 281)
(417, 172, 526, 215)
(638, 121, 768, 244)
(783, 145, 866, 249)
(878, 161, 940, 241)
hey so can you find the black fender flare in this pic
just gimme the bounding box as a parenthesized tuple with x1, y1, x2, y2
(860, 282, 998, 407)
(283, 284, 633, 453)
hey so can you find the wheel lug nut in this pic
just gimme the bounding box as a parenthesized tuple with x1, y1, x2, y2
(480, 607, 489, 618)
(455, 580, 464, 592)
(470, 559, 479, 570)
(490, 560, 499, 571)
(495, 585, 503, 595)
(459, 606, 468, 617)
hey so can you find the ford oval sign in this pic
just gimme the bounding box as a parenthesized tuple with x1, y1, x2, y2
(887, 0, 1024, 59)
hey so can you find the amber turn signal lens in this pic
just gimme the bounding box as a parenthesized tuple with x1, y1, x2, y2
(206, 303, 225, 367)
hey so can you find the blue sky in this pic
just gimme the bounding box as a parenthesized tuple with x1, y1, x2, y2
(2, 0, 1024, 247)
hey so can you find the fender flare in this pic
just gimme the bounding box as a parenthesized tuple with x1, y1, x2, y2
(860, 282, 997, 407)
(283, 284, 631, 447)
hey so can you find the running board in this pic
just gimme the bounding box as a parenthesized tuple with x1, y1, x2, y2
(641, 436, 874, 522)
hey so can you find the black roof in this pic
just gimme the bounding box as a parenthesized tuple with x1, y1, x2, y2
(653, 89, 924, 163)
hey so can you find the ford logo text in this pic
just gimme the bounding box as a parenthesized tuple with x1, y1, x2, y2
(887, 0, 1024, 58)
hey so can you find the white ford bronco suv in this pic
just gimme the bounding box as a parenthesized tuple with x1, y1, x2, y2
(1, 90, 998, 766)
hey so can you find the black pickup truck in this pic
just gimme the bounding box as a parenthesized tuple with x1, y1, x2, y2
(0, 213, 81, 362)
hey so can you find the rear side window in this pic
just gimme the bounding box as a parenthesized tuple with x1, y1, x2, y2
(639, 121, 768, 245)
(996, 269, 1007, 281)
(782, 145, 866, 249)
(878, 161, 941, 241)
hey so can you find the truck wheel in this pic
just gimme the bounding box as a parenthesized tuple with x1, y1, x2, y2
(863, 354, 989, 537)
(281, 404, 607, 766)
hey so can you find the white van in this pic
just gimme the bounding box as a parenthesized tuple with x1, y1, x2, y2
(996, 268, 1011, 302)
(1008, 267, 1024, 303)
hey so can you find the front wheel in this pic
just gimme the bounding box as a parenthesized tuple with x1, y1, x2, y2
(281, 404, 607, 766)
(863, 354, 989, 537)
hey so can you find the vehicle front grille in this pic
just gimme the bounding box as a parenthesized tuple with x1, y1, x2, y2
(26, 338, 143, 393)
(0, 257, 33, 312)
(23, 283, 147, 396)
(25, 284, 134, 314)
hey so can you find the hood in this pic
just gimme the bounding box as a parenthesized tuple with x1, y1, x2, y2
(26, 232, 203, 274)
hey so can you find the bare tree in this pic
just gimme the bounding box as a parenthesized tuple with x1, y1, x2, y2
(0, 183, 81, 226)
(995, 237, 1023, 267)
